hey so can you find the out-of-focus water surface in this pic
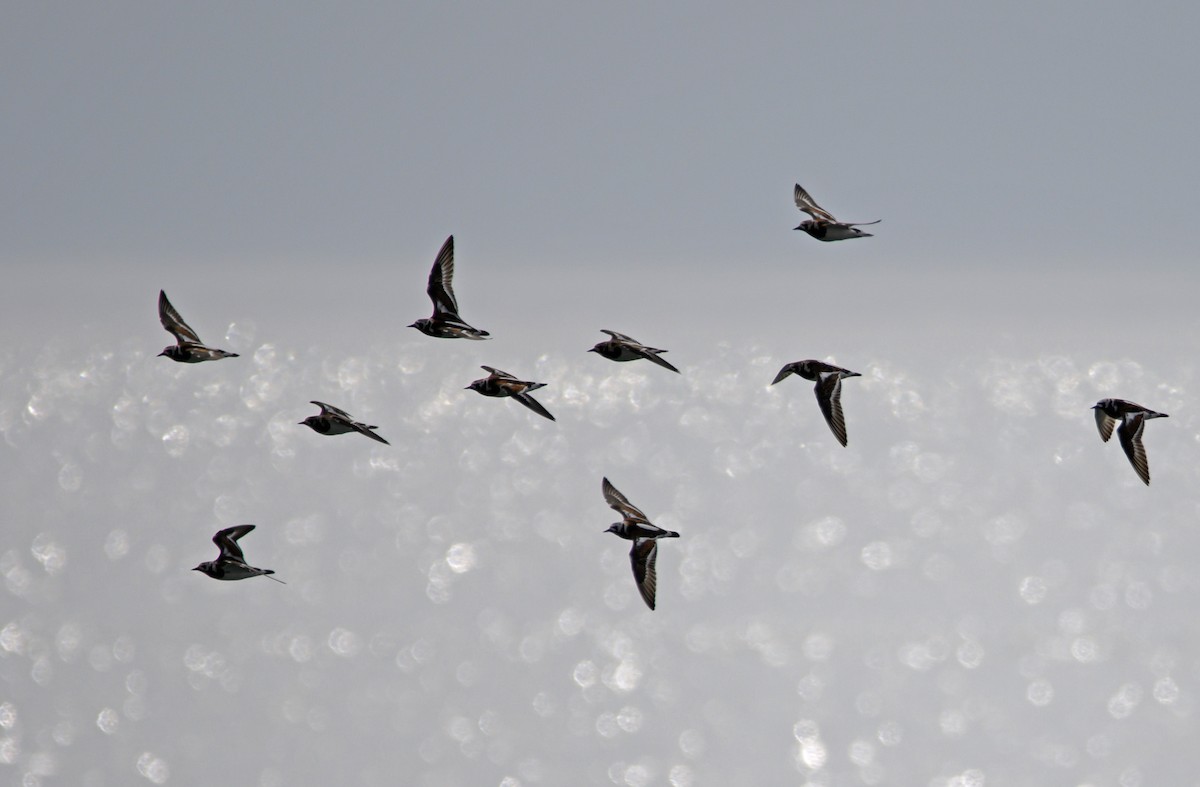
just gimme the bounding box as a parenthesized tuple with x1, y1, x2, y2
(2, 292, 1199, 787)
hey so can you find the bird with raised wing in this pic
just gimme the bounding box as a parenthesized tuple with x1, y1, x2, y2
(157, 290, 240, 363)
(793, 183, 880, 242)
(602, 477, 679, 611)
(772, 359, 862, 447)
(408, 235, 490, 340)
(193, 525, 284, 583)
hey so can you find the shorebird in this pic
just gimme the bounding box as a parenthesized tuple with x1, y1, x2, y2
(299, 401, 390, 444)
(602, 477, 679, 610)
(772, 360, 862, 446)
(466, 366, 555, 421)
(408, 235, 490, 340)
(793, 183, 880, 242)
(157, 290, 239, 363)
(193, 525, 284, 583)
(1092, 398, 1168, 485)
(589, 330, 680, 374)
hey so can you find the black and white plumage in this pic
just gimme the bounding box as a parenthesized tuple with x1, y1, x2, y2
(299, 401, 390, 445)
(1092, 398, 1168, 485)
(193, 525, 284, 583)
(772, 359, 862, 447)
(408, 235, 490, 340)
(466, 366, 555, 421)
(157, 290, 240, 363)
(793, 183, 880, 242)
(588, 330, 680, 374)
(602, 477, 679, 611)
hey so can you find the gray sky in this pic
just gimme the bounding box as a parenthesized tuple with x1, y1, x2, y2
(5, 3, 1200, 271)
(3, 4, 1200, 786)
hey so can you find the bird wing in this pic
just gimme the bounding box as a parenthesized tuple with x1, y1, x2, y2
(481, 366, 517, 380)
(213, 524, 255, 561)
(426, 235, 460, 317)
(1094, 407, 1117, 443)
(351, 421, 391, 445)
(630, 538, 658, 610)
(794, 183, 838, 223)
(600, 329, 638, 343)
(513, 392, 556, 421)
(814, 373, 849, 447)
(602, 477, 650, 522)
(158, 290, 203, 344)
(311, 401, 354, 420)
(638, 349, 680, 374)
(771, 363, 798, 386)
(1117, 413, 1151, 485)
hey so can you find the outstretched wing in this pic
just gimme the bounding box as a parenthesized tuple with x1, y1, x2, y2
(426, 235, 460, 317)
(1094, 407, 1116, 443)
(637, 348, 680, 374)
(159, 290, 203, 344)
(629, 538, 658, 610)
(513, 392, 556, 422)
(814, 373, 849, 447)
(311, 401, 353, 420)
(771, 363, 799, 386)
(481, 366, 517, 380)
(351, 422, 391, 445)
(602, 477, 650, 523)
(213, 524, 256, 561)
(794, 183, 838, 223)
(1117, 413, 1151, 485)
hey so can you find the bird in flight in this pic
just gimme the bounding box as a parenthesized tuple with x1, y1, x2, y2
(157, 290, 240, 363)
(408, 235, 490, 340)
(299, 401, 390, 444)
(772, 359, 862, 447)
(588, 330, 680, 374)
(193, 525, 284, 583)
(793, 183, 880, 242)
(602, 477, 679, 610)
(1092, 398, 1168, 485)
(466, 366, 555, 421)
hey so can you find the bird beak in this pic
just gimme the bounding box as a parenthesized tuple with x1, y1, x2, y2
(157, 350, 167, 357)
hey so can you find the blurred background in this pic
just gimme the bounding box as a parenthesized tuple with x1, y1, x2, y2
(3, 3, 1200, 785)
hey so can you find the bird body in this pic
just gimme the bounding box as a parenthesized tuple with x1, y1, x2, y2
(300, 401, 390, 444)
(1092, 398, 1168, 485)
(466, 366, 555, 421)
(602, 477, 679, 610)
(793, 183, 879, 242)
(589, 330, 680, 373)
(772, 359, 861, 447)
(409, 235, 490, 340)
(157, 290, 239, 362)
(193, 525, 284, 583)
